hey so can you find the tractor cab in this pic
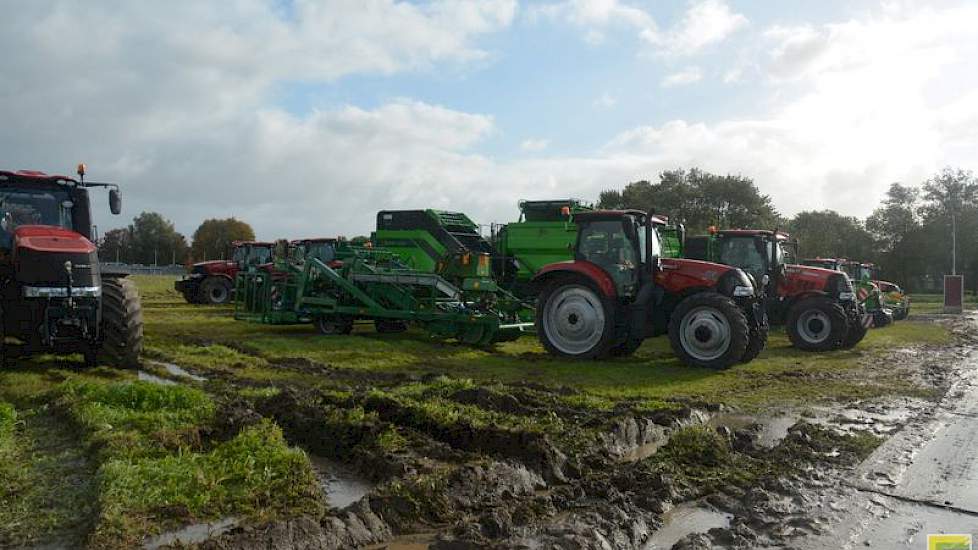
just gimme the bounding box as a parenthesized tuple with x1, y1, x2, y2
(230, 241, 274, 269)
(686, 229, 796, 296)
(574, 210, 657, 297)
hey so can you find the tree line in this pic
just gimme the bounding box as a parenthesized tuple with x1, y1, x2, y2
(99, 215, 255, 265)
(598, 167, 977, 292)
(99, 166, 975, 291)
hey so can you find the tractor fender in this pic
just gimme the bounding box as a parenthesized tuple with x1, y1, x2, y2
(782, 290, 831, 313)
(532, 261, 617, 298)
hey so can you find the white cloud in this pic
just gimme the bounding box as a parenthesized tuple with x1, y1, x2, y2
(534, 0, 746, 56)
(644, 0, 748, 56)
(661, 67, 703, 87)
(520, 139, 550, 152)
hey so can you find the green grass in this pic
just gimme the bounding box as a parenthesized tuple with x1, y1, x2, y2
(92, 420, 320, 548)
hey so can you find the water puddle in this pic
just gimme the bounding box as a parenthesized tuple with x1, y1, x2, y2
(142, 517, 238, 549)
(148, 360, 208, 382)
(708, 413, 800, 448)
(644, 502, 733, 549)
(137, 371, 177, 385)
(308, 454, 375, 509)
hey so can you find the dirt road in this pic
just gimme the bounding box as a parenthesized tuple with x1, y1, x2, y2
(801, 343, 978, 548)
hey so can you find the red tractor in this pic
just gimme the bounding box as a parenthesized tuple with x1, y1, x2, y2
(0, 166, 143, 367)
(532, 210, 766, 369)
(684, 230, 870, 351)
(176, 241, 273, 304)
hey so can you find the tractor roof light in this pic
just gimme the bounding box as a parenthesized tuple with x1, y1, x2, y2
(708, 226, 718, 235)
(76, 163, 86, 178)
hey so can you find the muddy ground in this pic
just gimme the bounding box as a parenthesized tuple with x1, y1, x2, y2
(132, 313, 973, 550)
(1, 277, 973, 550)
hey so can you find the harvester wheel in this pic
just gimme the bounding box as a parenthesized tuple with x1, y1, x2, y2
(315, 316, 353, 335)
(840, 316, 868, 349)
(893, 306, 909, 321)
(99, 277, 144, 368)
(741, 322, 768, 363)
(537, 278, 616, 359)
(668, 292, 749, 369)
(200, 277, 233, 305)
(786, 297, 847, 351)
(375, 320, 407, 333)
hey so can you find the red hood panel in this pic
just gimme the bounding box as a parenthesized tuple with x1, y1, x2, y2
(657, 257, 733, 293)
(14, 225, 95, 254)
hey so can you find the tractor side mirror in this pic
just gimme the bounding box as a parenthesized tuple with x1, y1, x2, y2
(109, 189, 122, 215)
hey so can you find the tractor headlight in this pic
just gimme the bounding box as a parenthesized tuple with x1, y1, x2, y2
(761, 274, 770, 287)
(733, 285, 755, 297)
(838, 291, 855, 301)
(23, 285, 101, 298)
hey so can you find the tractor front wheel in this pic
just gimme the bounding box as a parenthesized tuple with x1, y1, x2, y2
(741, 322, 768, 363)
(786, 297, 848, 351)
(840, 314, 869, 349)
(200, 277, 232, 305)
(99, 277, 144, 368)
(668, 293, 749, 369)
(536, 278, 616, 359)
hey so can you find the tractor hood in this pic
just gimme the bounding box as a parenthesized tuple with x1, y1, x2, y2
(14, 225, 96, 254)
(782, 264, 852, 296)
(657, 258, 755, 297)
(12, 225, 99, 287)
(189, 259, 236, 275)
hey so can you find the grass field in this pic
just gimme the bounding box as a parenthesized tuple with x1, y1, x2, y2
(0, 275, 956, 547)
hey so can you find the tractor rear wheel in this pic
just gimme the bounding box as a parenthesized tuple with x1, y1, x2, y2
(200, 277, 232, 305)
(99, 277, 144, 368)
(786, 297, 847, 351)
(668, 293, 749, 369)
(537, 278, 616, 359)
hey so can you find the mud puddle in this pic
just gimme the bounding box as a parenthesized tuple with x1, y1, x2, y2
(142, 517, 238, 549)
(643, 502, 732, 549)
(308, 454, 375, 509)
(707, 413, 800, 448)
(137, 371, 177, 385)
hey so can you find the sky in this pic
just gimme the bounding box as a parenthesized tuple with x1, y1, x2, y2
(1, 0, 976, 240)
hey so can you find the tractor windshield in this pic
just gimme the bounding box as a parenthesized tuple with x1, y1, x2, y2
(0, 187, 74, 249)
(718, 236, 768, 282)
(578, 219, 639, 294)
(248, 246, 272, 265)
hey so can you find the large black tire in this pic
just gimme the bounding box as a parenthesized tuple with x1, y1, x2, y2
(893, 306, 909, 321)
(840, 314, 868, 349)
(668, 293, 750, 369)
(786, 297, 848, 351)
(536, 277, 617, 359)
(99, 277, 144, 368)
(199, 277, 232, 305)
(315, 316, 354, 335)
(741, 322, 768, 363)
(608, 338, 643, 358)
(181, 289, 200, 304)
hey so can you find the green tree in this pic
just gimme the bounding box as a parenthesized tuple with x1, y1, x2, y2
(191, 218, 256, 261)
(787, 210, 876, 261)
(598, 168, 779, 233)
(128, 212, 188, 265)
(98, 227, 132, 263)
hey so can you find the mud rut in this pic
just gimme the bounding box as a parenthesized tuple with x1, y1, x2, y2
(22, 313, 963, 550)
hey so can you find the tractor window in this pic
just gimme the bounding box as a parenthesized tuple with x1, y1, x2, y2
(0, 188, 74, 249)
(718, 237, 768, 281)
(231, 247, 247, 264)
(578, 220, 638, 293)
(248, 247, 272, 265)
